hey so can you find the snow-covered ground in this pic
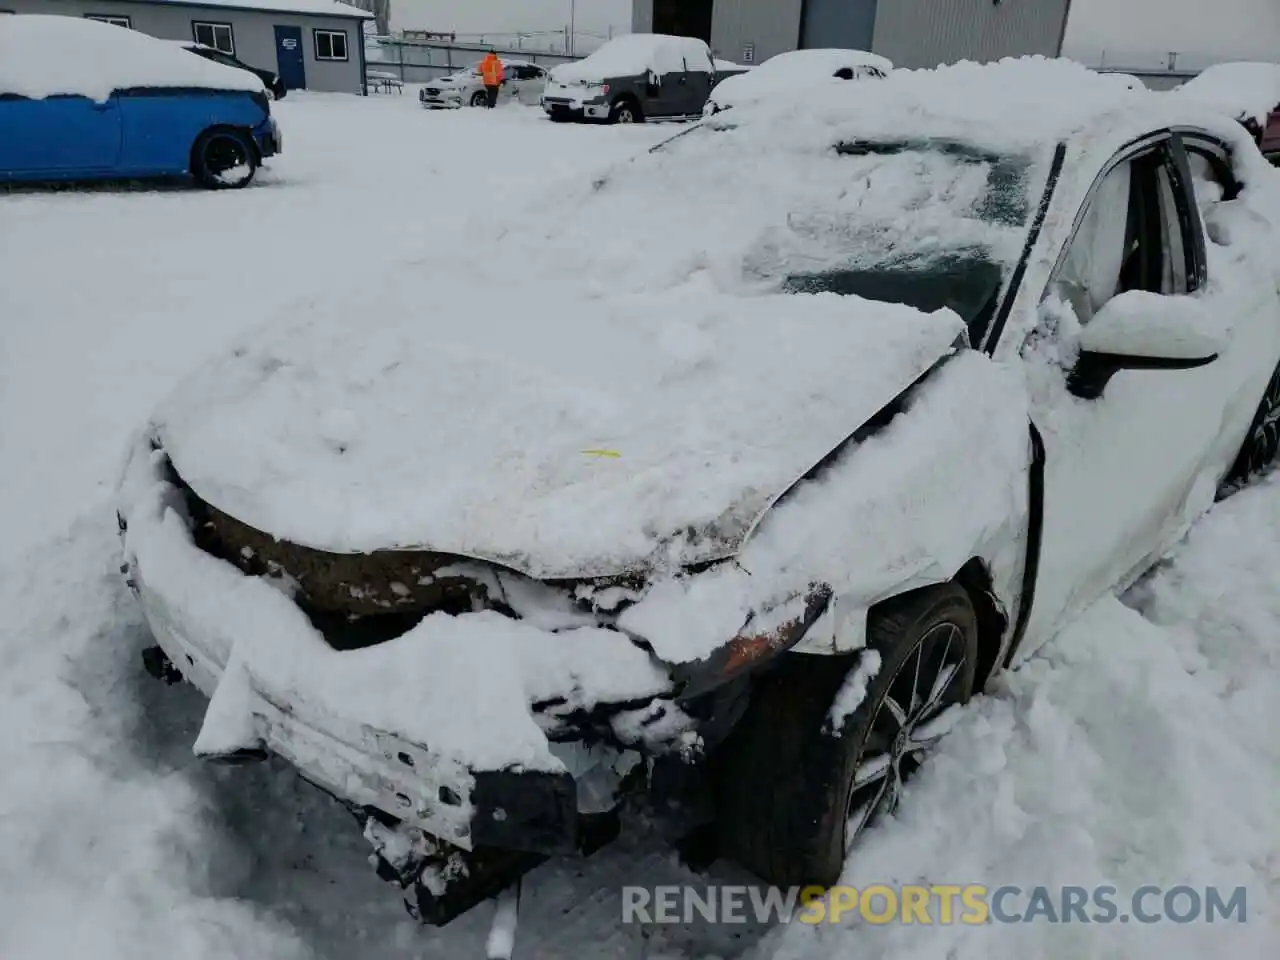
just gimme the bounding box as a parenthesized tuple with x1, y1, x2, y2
(1, 92, 1276, 960)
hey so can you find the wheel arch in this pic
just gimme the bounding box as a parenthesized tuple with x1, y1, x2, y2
(189, 124, 258, 174)
(610, 92, 642, 117)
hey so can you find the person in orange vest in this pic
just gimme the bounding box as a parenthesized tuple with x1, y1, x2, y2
(479, 51, 504, 108)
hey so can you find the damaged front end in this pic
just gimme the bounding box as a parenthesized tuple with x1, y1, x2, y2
(118, 437, 833, 926)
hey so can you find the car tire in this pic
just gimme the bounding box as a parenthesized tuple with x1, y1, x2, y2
(609, 99, 642, 124)
(192, 129, 257, 190)
(1220, 358, 1280, 495)
(471, 91, 488, 107)
(712, 583, 978, 887)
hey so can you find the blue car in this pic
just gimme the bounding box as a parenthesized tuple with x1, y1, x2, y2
(0, 15, 281, 189)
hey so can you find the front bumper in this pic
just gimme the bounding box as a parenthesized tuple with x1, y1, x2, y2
(253, 117, 281, 159)
(130, 554, 649, 856)
(420, 90, 463, 109)
(542, 97, 610, 121)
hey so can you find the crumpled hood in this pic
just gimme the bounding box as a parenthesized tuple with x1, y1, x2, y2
(155, 278, 963, 579)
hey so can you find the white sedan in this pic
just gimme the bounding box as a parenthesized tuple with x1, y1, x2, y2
(418, 59, 548, 109)
(118, 57, 1280, 944)
(703, 47, 892, 115)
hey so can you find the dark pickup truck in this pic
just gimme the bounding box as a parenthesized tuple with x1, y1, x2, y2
(541, 33, 733, 123)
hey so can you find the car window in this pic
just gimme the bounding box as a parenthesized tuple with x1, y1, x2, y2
(1051, 147, 1195, 324)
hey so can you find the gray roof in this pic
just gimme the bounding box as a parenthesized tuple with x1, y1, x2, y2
(116, 0, 375, 20)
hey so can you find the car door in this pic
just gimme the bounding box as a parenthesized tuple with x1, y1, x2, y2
(680, 52, 715, 115)
(1013, 132, 1280, 660)
(0, 92, 122, 174)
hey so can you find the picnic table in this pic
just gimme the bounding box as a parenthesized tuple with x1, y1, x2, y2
(367, 72, 404, 94)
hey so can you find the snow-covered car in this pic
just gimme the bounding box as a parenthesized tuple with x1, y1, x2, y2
(118, 57, 1280, 943)
(418, 59, 548, 109)
(541, 33, 716, 123)
(0, 15, 278, 189)
(703, 48, 891, 116)
(1173, 61, 1280, 159)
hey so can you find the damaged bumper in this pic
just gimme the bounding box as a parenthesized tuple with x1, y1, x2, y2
(128, 547, 662, 856)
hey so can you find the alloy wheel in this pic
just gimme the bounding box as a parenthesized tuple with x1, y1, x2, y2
(1240, 364, 1280, 478)
(844, 621, 968, 850)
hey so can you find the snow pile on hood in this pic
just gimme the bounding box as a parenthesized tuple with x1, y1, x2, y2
(551, 33, 713, 82)
(0, 15, 264, 101)
(708, 48, 892, 109)
(154, 280, 965, 577)
(1173, 61, 1280, 126)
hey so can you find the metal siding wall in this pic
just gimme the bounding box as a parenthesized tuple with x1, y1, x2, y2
(871, 0, 1070, 68)
(632, 0, 654, 33)
(710, 0, 802, 64)
(4, 0, 365, 92)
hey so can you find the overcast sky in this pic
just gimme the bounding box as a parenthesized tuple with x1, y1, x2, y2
(390, 0, 1280, 68)
(390, 0, 630, 42)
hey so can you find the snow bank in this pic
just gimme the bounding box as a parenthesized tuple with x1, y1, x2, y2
(1173, 61, 1280, 126)
(777, 478, 1280, 960)
(0, 519, 315, 960)
(551, 33, 713, 82)
(0, 15, 264, 101)
(118, 435, 672, 773)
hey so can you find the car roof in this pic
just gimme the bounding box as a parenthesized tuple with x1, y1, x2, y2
(706, 57, 1252, 158)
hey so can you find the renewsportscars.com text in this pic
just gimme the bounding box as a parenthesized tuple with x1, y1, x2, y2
(621, 884, 1249, 925)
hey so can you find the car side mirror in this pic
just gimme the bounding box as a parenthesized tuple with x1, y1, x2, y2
(1068, 291, 1222, 399)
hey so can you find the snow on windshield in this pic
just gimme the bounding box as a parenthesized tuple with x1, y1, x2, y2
(520, 122, 1048, 308)
(0, 14, 264, 101)
(551, 33, 713, 81)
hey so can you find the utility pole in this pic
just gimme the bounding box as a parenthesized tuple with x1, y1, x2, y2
(569, 0, 576, 56)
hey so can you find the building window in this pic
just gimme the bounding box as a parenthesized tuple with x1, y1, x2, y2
(313, 29, 348, 61)
(85, 14, 132, 27)
(192, 21, 235, 55)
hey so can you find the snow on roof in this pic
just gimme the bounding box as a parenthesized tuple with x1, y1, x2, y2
(1173, 61, 1280, 125)
(130, 0, 373, 18)
(709, 55, 1153, 154)
(760, 48, 893, 75)
(708, 48, 893, 109)
(551, 33, 714, 81)
(0, 14, 263, 100)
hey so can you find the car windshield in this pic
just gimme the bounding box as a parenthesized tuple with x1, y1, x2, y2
(773, 139, 1040, 343)
(645, 129, 1043, 343)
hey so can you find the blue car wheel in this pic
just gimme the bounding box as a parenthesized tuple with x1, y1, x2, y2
(192, 129, 257, 190)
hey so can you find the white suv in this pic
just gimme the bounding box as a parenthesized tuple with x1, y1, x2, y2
(419, 59, 549, 109)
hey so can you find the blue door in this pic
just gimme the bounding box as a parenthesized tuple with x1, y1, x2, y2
(0, 94, 122, 174)
(274, 25, 306, 91)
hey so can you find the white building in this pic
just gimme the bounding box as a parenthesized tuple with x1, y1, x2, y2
(1, 0, 374, 93)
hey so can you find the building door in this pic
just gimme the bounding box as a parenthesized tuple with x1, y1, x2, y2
(273, 25, 307, 91)
(652, 0, 712, 44)
(800, 0, 878, 51)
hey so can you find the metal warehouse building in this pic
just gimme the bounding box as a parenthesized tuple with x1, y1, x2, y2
(632, 0, 1073, 69)
(1, 0, 373, 93)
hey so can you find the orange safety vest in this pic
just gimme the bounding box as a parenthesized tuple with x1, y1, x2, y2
(481, 56, 503, 86)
